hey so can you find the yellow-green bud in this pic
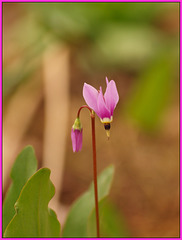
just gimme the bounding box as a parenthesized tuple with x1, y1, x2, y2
(72, 117, 82, 131)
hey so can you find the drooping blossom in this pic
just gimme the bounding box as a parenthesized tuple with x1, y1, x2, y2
(71, 118, 83, 152)
(83, 77, 119, 137)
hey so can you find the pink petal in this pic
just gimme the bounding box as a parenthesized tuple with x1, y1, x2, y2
(97, 87, 111, 119)
(104, 80, 119, 116)
(71, 128, 77, 152)
(76, 129, 83, 151)
(71, 129, 83, 152)
(83, 83, 99, 113)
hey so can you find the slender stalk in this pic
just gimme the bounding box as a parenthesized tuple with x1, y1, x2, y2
(91, 111, 100, 238)
(77, 106, 100, 238)
(77, 105, 92, 118)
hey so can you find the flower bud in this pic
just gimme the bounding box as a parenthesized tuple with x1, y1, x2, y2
(71, 118, 83, 152)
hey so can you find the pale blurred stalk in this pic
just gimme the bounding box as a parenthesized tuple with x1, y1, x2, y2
(42, 43, 70, 222)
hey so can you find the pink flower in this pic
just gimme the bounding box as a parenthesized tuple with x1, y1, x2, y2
(71, 118, 83, 152)
(71, 128, 83, 152)
(83, 77, 119, 124)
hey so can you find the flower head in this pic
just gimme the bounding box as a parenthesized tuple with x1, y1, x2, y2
(83, 77, 119, 137)
(71, 118, 83, 152)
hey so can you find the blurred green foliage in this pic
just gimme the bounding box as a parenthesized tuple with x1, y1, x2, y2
(88, 198, 129, 237)
(4, 168, 61, 237)
(32, 3, 175, 40)
(125, 45, 178, 131)
(63, 165, 116, 237)
(3, 146, 37, 233)
(3, 146, 60, 237)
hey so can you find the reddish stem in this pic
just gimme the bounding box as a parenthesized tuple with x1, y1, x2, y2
(91, 112, 100, 238)
(77, 105, 92, 118)
(77, 106, 100, 238)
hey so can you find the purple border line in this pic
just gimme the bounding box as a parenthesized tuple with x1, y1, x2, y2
(1, 1, 180, 240)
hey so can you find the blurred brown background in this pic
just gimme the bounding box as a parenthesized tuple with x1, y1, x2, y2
(3, 2, 179, 237)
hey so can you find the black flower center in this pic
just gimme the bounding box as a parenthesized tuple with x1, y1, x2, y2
(104, 123, 111, 130)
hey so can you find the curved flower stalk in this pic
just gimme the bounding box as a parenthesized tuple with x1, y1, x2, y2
(83, 77, 119, 137)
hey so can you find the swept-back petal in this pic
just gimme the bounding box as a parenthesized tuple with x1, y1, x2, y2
(97, 87, 111, 119)
(83, 83, 99, 113)
(104, 80, 119, 116)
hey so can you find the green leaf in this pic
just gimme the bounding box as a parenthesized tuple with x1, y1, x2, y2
(62, 165, 114, 237)
(3, 146, 37, 233)
(4, 168, 61, 237)
(87, 199, 129, 237)
(124, 47, 178, 131)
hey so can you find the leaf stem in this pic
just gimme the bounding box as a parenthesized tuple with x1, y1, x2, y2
(77, 106, 100, 238)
